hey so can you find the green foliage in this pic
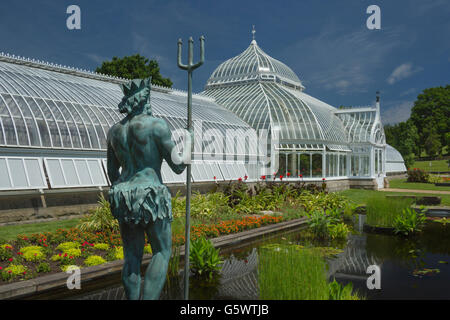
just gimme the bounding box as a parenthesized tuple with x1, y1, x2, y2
(258, 244, 360, 300)
(0, 243, 14, 261)
(78, 194, 119, 232)
(328, 279, 360, 300)
(106, 246, 124, 261)
(1, 264, 28, 281)
(84, 255, 107, 267)
(328, 223, 350, 240)
(95, 54, 172, 88)
(93, 243, 110, 251)
(189, 237, 223, 279)
(410, 85, 449, 156)
(167, 245, 181, 277)
(144, 244, 152, 255)
(258, 244, 329, 299)
(306, 210, 338, 238)
(365, 196, 414, 228)
(407, 168, 429, 182)
(393, 208, 427, 236)
(384, 120, 419, 168)
(21, 246, 45, 262)
(36, 262, 51, 273)
(56, 241, 80, 252)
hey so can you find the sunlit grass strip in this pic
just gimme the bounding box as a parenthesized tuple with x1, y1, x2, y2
(258, 246, 329, 300)
(365, 196, 413, 228)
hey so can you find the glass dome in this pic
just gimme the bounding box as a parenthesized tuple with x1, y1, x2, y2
(206, 40, 304, 91)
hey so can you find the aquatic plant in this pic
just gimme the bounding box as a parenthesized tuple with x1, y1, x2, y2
(189, 237, 223, 279)
(393, 208, 427, 236)
(258, 244, 329, 299)
(365, 196, 414, 227)
(327, 223, 350, 240)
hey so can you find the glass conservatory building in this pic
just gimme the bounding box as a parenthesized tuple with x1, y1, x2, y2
(0, 40, 406, 194)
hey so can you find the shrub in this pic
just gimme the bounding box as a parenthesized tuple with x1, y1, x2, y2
(36, 262, 51, 273)
(107, 246, 124, 261)
(22, 248, 45, 262)
(84, 255, 107, 266)
(327, 223, 350, 240)
(1, 264, 28, 281)
(56, 242, 80, 252)
(0, 244, 14, 261)
(189, 237, 223, 279)
(407, 168, 429, 183)
(93, 243, 110, 251)
(393, 208, 427, 236)
(77, 194, 119, 232)
(306, 210, 339, 239)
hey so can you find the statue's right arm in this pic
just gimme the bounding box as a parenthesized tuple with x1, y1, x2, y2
(107, 137, 120, 184)
(155, 119, 189, 175)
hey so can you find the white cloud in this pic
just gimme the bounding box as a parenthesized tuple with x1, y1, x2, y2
(282, 25, 407, 95)
(381, 100, 414, 124)
(387, 63, 422, 84)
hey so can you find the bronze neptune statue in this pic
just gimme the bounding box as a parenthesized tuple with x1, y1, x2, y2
(106, 77, 190, 300)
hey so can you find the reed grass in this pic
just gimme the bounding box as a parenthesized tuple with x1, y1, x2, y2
(365, 196, 414, 227)
(258, 245, 329, 300)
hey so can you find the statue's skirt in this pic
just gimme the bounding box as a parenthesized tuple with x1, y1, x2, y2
(108, 178, 172, 226)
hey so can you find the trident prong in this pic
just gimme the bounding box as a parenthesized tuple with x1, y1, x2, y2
(177, 35, 205, 301)
(177, 36, 204, 71)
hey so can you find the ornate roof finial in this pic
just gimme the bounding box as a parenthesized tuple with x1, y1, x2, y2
(251, 25, 256, 41)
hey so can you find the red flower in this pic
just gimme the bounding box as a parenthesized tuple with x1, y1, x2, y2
(322, 178, 326, 181)
(287, 172, 291, 177)
(260, 175, 266, 180)
(64, 253, 68, 257)
(299, 174, 303, 178)
(279, 175, 283, 180)
(0, 266, 2, 270)
(213, 176, 216, 180)
(8, 258, 13, 262)
(244, 175, 248, 180)
(8, 270, 12, 273)
(238, 177, 242, 182)
(23, 271, 26, 275)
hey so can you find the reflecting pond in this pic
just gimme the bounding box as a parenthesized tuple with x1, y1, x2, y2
(70, 217, 450, 300)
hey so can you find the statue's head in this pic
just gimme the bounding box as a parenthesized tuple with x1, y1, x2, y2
(118, 77, 152, 115)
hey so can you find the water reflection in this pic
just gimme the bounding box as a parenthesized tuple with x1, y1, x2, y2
(72, 220, 450, 300)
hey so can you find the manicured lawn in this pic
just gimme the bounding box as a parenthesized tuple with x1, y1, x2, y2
(0, 218, 82, 241)
(338, 189, 450, 207)
(389, 178, 450, 191)
(411, 159, 449, 172)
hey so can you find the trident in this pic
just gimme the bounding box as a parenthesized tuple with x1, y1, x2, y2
(177, 35, 204, 300)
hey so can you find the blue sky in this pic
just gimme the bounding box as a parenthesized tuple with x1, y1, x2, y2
(0, 0, 449, 124)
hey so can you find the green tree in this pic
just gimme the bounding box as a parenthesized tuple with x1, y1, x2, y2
(95, 54, 173, 88)
(423, 126, 442, 156)
(384, 120, 419, 169)
(410, 85, 450, 155)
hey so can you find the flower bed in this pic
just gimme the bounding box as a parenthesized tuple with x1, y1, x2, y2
(0, 215, 283, 285)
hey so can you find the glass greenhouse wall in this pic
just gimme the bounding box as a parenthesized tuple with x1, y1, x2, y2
(0, 41, 407, 193)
